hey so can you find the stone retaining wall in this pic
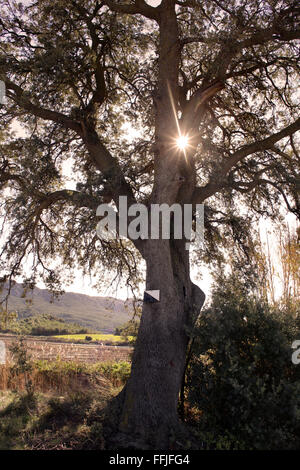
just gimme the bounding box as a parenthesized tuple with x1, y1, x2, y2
(0, 334, 132, 364)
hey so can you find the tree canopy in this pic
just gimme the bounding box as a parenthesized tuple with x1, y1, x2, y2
(0, 0, 299, 295)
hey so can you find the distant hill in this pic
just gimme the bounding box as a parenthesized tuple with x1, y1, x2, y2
(1, 283, 133, 333)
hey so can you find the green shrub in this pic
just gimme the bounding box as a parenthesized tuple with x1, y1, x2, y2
(114, 319, 139, 342)
(98, 361, 131, 386)
(187, 275, 300, 450)
(9, 337, 35, 402)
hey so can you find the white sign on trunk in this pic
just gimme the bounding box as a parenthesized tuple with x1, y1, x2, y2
(144, 290, 160, 303)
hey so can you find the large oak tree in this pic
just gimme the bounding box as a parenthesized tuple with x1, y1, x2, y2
(0, 0, 299, 448)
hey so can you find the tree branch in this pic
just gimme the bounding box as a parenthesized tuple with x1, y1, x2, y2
(103, 0, 159, 20)
(85, 62, 107, 113)
(238, 28, 300, 49)
(225, 59, 278, 80)
(181, 80, 225, 132)
(222, 117, 300, 175)
(192, 117, 300, 204)
(2, 76, 82, 134)
(34, 189, 101, 211)
(1, 76, 136, 208)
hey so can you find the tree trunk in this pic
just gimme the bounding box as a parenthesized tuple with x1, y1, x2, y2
(103, 4, 205, 447)
(113, 237, 205, 449)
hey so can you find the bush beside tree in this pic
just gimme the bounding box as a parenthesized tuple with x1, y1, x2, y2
(186, 274, 300, 449)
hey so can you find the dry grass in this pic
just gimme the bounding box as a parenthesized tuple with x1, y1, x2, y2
(0, 361, 125, 396)
(0, 388, 113, 450)
(0, 341, 130, 450)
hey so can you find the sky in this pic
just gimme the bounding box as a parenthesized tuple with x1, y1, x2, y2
(146, 1, 162, 5)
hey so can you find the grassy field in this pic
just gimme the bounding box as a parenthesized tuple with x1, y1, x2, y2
(0, 359, 131, 450)
(53, 333, 134, 344)
(0, 359, 131, 392)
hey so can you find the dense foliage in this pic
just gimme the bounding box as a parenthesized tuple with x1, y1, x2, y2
(0, 0, 299, 291)
(114, 319, 139, 339)
(187, 274, 300, 449)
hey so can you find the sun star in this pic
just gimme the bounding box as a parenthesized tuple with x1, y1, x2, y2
(176, 134, 189, 151)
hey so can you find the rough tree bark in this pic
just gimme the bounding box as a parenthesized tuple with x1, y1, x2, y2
(109, 238, 205, 449)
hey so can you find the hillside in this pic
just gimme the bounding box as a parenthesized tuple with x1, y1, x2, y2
(1, 283, 133, 333)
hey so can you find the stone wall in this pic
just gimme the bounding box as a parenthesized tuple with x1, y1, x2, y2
(0, 334, 132, 364)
